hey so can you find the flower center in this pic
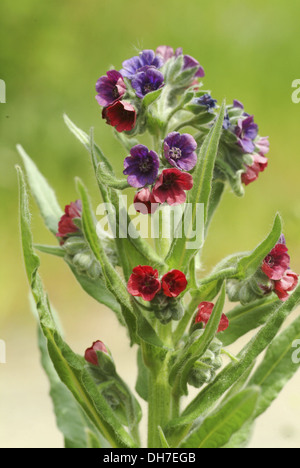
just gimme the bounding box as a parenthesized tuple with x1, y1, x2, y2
(143, 83, 155, 95)
(112, 86, 119, 98)
(169, 147, 182, 160)
(139, 157, 151, 173)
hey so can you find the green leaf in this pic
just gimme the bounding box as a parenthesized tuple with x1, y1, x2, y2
(37, 323, 105, 448)
(165, 101, 226, 272)
(135, 348, 150, 402)
(158, 426, 170, 448)
(66, 261, 123, 321)
(96, 163, 130, 190)
(86, 429, 103, 448)
(236, 214, 282, 279)
(249, 313, 300, 417)
(219, 297, 279, 347)
(180, 387, 259, 448)
(221, 419, 254, 448)
(76, 177, 138, 345)
(17, 145, 63, 234)
(34, 244, 66, 258)
(17, 166, 137, 448)
(142, 88, 163, 108)
(169, 284, 226, 396)
(63, 114, 114, 175)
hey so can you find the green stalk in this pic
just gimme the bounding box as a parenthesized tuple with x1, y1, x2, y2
(147, 358, 172, 448)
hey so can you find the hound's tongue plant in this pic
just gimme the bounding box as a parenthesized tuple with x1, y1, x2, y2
(17, 46, 300, 449)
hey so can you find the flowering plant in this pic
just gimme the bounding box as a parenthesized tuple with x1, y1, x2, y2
(17, 46, 300, 449)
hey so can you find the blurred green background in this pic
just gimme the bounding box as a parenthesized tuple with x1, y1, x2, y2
(1, 0, 300, 448)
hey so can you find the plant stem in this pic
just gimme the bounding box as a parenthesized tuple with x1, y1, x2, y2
(147, 358, 172, 448)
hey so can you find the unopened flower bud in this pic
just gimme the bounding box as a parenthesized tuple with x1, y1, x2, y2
(84, 341, 108, 366)
(62, 236, 86, 255)
(73, 250, 94, 272)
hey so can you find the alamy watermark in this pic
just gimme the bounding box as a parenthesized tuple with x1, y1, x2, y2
(291, 79, 300, 104)
(292, 339, 300, 364)
(0, 339, 6, 364)
(0, 79, 6, 103)
(96, 196, 205, 250)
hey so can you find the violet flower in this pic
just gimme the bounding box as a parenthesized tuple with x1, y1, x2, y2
(131, 67, 164, 98)
(123, 144, 160, 188)
(235, 115, 259, 153)
(164, 132, 197, 171)
(95, 70, 126, 107)
(194, 94, 217, 112)
(120, 50, 163, 80)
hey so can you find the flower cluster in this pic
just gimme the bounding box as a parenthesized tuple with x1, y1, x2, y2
(95, 47, 205, 134)
(127, 265, 187, 301)
(227, 234, 298, 305)
(124, 133, 196, 212)
(56, 200, 117, 280)
(260, 235, 298, 301)
(218, 100, 270, 188)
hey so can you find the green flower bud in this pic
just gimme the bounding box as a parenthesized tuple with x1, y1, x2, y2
(86, 260, 102, 280)
(188, 364, 212, 388)
(62, 236, 86, 255)
(73, 250, 94, 272)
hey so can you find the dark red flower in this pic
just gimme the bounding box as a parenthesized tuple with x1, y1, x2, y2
(262, 243, 290, 281)
(152, 168, 193, 206)
(195, 302, 229, 333)
(84, 340, 108, 366)
(56, 200, 82, 240)
(134, 188, 158, 215)
(102, 100, 136, 133)
(241, 153, 268, 186)
(273, 271, 298, 301)
(127, 265, 161, 301)
(161, 270, 187, 298)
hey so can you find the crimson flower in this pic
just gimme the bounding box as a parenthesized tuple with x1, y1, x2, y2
(262, 243, 290, 281)
(152, 168, 193, 206)
(56, 200, 82, 240)
(195, 302, 229, 333)
(84, 341, 108, 366)
(273, 271, 298, 301)
(134, 188, 158, 215)
(102, 100, 136, 132)
(241, 153, 268, 186)
(161, 270, 187, 298)
(127, 265, 161, 301)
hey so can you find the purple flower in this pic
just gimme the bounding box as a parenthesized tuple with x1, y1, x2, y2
(123, 145, 160, 188)
(120, 50, 163, 79)
(131, 67, 164, 98)
(235, 116, 259, 153)
(164, 132, 197, 171)
(233, 99, 244, 109)
(95, 70, 126, 107)
(194, 94, 217, 112)
(182, 54, 205, 78)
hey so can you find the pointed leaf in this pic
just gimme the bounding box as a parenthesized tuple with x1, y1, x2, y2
(249, 313, 300, 417)
(181, 388, 259, 448)
(17, 146, 63, 234)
